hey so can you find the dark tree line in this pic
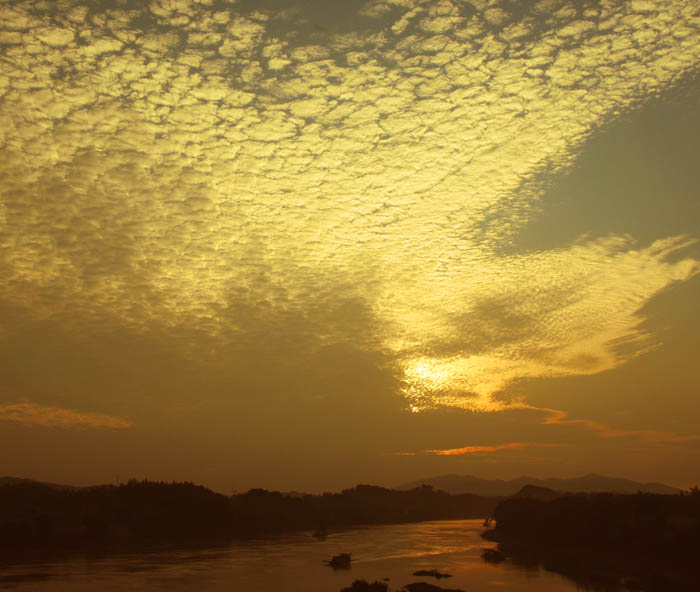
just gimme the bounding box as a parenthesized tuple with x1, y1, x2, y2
(490, 488, 700, 552)
(486, 489, 700, 590)
(0, 480, 498, 558)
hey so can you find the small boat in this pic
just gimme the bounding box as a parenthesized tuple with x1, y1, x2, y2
(480, 548, 506, 563)
(313, 522, 328, 539)
(326, 552, 352, 569)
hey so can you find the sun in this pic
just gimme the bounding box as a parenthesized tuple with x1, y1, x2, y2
(400, 357, 450, 412)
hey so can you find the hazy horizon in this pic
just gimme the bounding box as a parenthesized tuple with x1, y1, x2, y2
(1, 467, 693, 497)
(1, 0, 699, 494)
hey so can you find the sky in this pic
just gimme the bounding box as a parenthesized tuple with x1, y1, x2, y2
(0, 0, 699, 493)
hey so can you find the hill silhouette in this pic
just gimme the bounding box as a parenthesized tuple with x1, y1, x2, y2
(0, 476, 82, 491)
(509, 485, 560, 501)
(398, 473, 679, 496)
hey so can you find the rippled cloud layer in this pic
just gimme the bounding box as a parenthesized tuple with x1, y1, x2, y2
(1, 0, 698, 421)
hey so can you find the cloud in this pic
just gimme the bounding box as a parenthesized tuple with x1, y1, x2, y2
(0, 402, 133, 430)
(538, 407, 700, 446)
(0, 0, 698, 421)
(397, 441, 566, 456)
(359, 1, 395, 19)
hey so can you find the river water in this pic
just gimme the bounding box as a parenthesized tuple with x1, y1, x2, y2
(0, 519, 614, 591)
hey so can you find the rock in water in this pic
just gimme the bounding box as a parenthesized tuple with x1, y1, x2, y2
(327, 553, 352, 569)
(340, 580, 388, 592)
(413, 569, 452, 579)
(402, 583, 465, 592)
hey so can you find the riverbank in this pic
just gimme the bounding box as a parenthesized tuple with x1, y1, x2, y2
(484, 490, 700, 590)
(0, 480, 498, 560)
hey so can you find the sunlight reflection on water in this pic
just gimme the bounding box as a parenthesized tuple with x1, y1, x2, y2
(0, 520, 614, 592)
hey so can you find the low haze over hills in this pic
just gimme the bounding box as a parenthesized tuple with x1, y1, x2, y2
(397, 474, 679, 496)
(0, 476, 80, 491)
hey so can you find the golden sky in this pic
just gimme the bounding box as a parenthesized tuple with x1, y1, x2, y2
(1, 0, 699, 491)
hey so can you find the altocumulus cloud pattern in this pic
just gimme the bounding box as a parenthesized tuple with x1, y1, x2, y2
(1, 0, 698, 420)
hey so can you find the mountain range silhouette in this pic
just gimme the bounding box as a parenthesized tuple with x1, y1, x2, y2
(397, 473, 679, 496)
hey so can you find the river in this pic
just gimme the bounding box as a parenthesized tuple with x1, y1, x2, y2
(0, 519, 618, 591)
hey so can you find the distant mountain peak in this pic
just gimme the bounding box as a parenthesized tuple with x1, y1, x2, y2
(512, 485, 561, 501)
(397, 474, 679, 496)
(0, 476, 81, 491)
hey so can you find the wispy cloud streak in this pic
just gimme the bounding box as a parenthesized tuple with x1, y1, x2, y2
(538, 407, 700, 446)
(0, 402, 133, 430)
(396, 441, 566, 456)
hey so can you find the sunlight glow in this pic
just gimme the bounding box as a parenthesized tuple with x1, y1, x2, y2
(0, 0, 697, 417)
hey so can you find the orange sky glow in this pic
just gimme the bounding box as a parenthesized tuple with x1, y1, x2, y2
(1, 0, 699, 492)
